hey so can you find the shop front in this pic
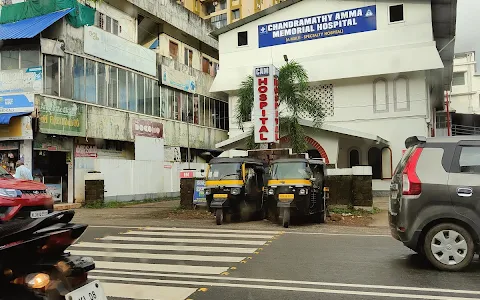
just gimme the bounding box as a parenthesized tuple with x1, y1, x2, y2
(36, 96, 86, 203)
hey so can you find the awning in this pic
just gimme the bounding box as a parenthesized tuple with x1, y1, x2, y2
(210, 42, 444, 93)
(0, 112, 30, 125)
(0, 8, 74, 40)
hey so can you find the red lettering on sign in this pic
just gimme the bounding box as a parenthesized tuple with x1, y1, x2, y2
(260, 133, 268, 141)
(258, 78, 268, 85)
(259, 125, 269, 132)
(259, 102, 268, 109)
(260, 117, 268, 125)
(259, 93, 267, 101)
(262, 110, 266, 117)
(258, 86, 268, 93)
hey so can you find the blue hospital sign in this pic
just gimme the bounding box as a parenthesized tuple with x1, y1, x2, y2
(258, 5, 377, 48)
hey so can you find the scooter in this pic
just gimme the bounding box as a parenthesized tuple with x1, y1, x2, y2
(0, 210, 107, 300)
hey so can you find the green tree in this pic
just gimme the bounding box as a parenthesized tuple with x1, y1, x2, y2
(236, 61, 325, 153)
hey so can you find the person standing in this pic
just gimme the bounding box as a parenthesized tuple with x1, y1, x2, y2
(14, 160, 33, 180)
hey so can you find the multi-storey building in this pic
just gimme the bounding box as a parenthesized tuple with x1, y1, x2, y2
(210, 0, 456, 192)
(0, 0, 228, 204)
(178, 0, 287, 29)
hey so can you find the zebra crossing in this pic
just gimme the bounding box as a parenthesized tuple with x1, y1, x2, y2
(71, 226, 283, 300)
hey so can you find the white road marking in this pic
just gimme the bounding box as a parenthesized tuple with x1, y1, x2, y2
(88, 226, 142, 229)
(90, 270, 480, 296)
(92, 275, 480, 300)
(144, 226, 281, 234)
(285, 232, 390, 237)
(124, 230, 274, 239)
(94, 261, 229, 275)
(101, 235, 267, 245)
(101, 282, 196, 300)
(73, 242, 257, 253)
(69, 249, 245, 262)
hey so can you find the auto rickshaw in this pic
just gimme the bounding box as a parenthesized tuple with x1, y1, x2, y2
(266, 157, 327, 228)
(205, 157, 267, 225)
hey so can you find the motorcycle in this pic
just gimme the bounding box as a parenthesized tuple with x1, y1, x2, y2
(0, 210, 107, 300)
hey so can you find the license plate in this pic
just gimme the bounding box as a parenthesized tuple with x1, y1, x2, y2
(213, 194, 228, 199)
(30, 210, 48, 219)
(65, 280, 107, 300)
(279, 194, 294, 200)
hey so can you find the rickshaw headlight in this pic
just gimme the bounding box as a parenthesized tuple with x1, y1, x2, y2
(268, 189, 274, 195)
(205, 189, 211, 195)
(299, 188, 308, 195)
(231, 188, 241, 195)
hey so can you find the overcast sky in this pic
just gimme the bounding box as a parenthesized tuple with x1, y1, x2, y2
(455, 0, 479, 54)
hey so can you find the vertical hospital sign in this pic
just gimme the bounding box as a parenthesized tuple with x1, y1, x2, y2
(253, 65, 279, 144)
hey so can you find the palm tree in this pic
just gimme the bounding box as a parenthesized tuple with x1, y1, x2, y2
(236, 61, 325, 153)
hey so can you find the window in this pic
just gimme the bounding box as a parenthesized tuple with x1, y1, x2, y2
(73, 56, 85, 101)
(199, 95, 205, 126)
(61, 55, 73, 99)
(211, 13, 227, 29)
(349, 149, 360, 167)
(238, 31, 248, 46)
(97, 12, 120, 35)
(232, 9, 240, 20)
(393, 76, 410, 111)
(136, 74, 145, 113)
(97, 63, 107, 106)
(193, 95, 199, 124)
(202, 57, 210, 74)
(459, 147, 480, 173)
(108, 66, 118, 108)
(169, 41, 179, 61)
(373, 78, 389, 113)
(1, 50, 19, 70)
(219, 0, 226, 9)
(106, 16, 112, 32)
(181, 92, 188, 122)
(171, 90, 178, 120)
(389, 4, 404, 23)
(162, 86, 170, 118)
(145, 79, 153, 115)
(21, 50, 39, 68)
(128, 71, 136, 111)
(85, 59, 96, 103)
(187, 93, 193, 123)
(118, 69, 127, 110)
(44, 55, 59, 96)
(452, 72, 466, 86)
(153, 83, 160, 117)
(184, 48, 193, 67)
(112, 19, 119, 35)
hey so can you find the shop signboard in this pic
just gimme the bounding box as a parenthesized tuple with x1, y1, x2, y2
(132, 119, 163, 139)
(0, 116, 33, 141)
(0, 67, 43, 95)
(164, 146, 181, 162)
(75, 145, 98, 158)
(161, 65, 196, 93)
(38, 97, 86, 136)
(253, 65, 279, 143)
(0, 94, 35, 113)
(84, 25, 156, 77)
(180, 171, 194, 178)
(258, 5, 377, 48)
(193, 179, 207, 205)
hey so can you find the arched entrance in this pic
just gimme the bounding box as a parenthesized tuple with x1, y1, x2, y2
(368, 147, 382, 179)
(279, 136, 330, 164)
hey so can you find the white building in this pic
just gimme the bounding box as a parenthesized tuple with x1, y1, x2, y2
(209, 0, 456, 192)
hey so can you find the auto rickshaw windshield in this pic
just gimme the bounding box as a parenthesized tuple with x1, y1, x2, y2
(270, 162, 312, 180)
(207, 163, 242, 180)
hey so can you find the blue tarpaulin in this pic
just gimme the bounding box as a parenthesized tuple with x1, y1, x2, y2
(0, 112, 29, 125)
(0, 8, 74, 40)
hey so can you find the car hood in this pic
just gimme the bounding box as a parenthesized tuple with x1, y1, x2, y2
(0, 178, 47, 190)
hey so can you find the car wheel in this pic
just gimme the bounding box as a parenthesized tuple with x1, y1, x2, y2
(423, 223, 474, 271)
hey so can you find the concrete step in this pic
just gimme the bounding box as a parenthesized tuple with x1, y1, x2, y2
(54, 203, 82, 211)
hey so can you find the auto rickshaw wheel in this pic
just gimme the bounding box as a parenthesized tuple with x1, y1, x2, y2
(216, 208, 223, 225)
(282, 208, 290, 228)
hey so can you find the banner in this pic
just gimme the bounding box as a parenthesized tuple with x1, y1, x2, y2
(193, 179, 207, 205)
(0, 94, 35, 113)
(161, 65, 196, 93)
(38, 97, 86, 136)
(258, 5, 377, 48)
(0, 67, 43, 94)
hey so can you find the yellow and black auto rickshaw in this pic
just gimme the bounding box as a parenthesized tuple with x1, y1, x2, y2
(266, 158, 327, 228)
(205, 157, 267, 225)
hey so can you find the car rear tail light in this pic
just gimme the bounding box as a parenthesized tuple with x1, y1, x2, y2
(38, 231, 75, 254)
(402, 148, 423, 195)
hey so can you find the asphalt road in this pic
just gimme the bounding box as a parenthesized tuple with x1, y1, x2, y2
(75, 225, 480, 300)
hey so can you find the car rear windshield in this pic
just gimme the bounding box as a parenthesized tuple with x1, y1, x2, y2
(393, 145, 417, 175)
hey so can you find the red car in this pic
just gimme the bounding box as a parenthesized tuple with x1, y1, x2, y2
(0, 167, 53, 222)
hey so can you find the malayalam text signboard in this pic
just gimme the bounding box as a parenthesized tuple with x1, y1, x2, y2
(132, 119, 164, 138)
(161, 65, 196, 93)
(258, 5, 377, 48)
(38, 97, 86, 136)
(0, 67, 43, 94)
(253, 65, 279, 143)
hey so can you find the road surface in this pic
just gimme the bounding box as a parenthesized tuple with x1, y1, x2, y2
(74, 225, 480, 300)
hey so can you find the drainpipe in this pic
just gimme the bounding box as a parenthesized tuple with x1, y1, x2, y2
(446, 91, 451, 136)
